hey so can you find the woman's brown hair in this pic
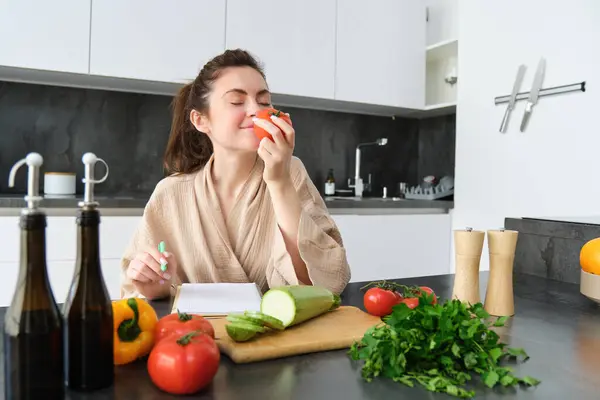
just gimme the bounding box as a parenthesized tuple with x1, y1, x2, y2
(163, 49, 266, 175)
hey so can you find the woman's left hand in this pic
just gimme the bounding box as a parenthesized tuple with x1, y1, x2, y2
(254, 113, 295, 188)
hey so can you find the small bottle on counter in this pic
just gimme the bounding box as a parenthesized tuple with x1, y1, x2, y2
(63, 153, 114, 391)
(452, 227, 485, 304)
(324, 169, 336, 196)
(3, 153, 65, 400)
(484, 228, 519, 317)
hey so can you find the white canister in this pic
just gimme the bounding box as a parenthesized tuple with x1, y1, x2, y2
(44, 172, 76, 195)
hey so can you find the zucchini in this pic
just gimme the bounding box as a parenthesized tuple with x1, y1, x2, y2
(243, 311, 285, 331)
(226, 313, 265, 327)
(225, 324, 259, 342)
(226, 321, 267, 334)
(260, 285, 341, 328)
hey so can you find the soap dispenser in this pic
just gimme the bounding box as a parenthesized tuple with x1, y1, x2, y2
(63, 153, 114, 391)
(451, 227, 485, 304)
(484, 228, 519, 317)
(3, 153, 65, 400)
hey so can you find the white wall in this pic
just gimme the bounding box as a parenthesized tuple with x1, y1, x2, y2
(453, 0, 600, 271)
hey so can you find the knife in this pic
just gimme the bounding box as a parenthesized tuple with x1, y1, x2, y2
(520, 58, 546, 132)
(499, 65, 526, 133)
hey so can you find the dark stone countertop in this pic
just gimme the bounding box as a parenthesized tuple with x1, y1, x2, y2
(0, 194, 453, 216)
(2, 272, 600, 399)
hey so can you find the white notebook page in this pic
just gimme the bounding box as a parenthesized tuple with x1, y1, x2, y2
(172, 283, 263, 315)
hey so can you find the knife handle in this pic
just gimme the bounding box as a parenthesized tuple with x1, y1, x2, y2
(520, 103, 533, 132)
(499, 107, 511, 133)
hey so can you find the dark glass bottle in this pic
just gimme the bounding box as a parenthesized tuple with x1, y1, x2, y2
(3, 153, 65, 400)
(63, 153, 114, 391)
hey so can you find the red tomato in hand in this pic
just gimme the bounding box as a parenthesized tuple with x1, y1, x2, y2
(400, 297, 420, 309)
(253, 108, 293, 142)
(363, 287, 402, 316)
(147, 331, 220, 395)
(155, 310, 215, 343)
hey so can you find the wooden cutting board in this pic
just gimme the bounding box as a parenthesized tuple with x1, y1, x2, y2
(209, 306, 382, 364)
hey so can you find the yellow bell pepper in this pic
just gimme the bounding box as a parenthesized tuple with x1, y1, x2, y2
(112, 297, 158, 365)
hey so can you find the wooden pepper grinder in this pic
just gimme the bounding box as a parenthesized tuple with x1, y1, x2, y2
(452, 227, 485, 304)
(484, 228, 519, 316)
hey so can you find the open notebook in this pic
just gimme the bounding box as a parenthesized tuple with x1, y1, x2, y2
(171, 283, 263, 316)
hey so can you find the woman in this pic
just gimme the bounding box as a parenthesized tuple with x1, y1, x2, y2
(120, 49, 351, 300)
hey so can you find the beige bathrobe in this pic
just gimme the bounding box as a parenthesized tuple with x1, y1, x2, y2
(120, 155, 351, 298)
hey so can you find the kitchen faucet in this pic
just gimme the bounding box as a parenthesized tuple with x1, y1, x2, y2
(348, 138, 388, 197)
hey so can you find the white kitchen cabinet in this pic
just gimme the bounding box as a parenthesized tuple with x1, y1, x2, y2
(1, 259, 124, 307)
(225, 0, 336, 100)
(0, 215, 141, 263)
(425, 39, 457, 109)
(332, 214, 452, 282)
(0, 215, 142, 306)
(89, 0, 226, 83)
(424, 0, 458, 110)
(0, 0, 91, 74)
(99, 216, 143, 259)
(335, 0, 426, 109)
(425, 0, 458, 46)
(0, 216, 76, 263)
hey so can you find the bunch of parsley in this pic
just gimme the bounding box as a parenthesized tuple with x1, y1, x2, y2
(349, 296, 541, 398)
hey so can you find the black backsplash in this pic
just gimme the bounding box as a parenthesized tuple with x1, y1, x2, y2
(0, 81, 455, 196)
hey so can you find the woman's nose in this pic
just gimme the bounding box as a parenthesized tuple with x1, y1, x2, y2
(246, 100, 264, 117)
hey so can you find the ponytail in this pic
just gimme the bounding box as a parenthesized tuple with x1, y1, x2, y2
(163, 83, 213, 175)
(162, 49, 265, 176)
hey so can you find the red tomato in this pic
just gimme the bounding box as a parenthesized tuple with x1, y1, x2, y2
(155, 310, 215, 343)
(363, 287, 402, 316)
(147, 331, 220, 395)
(253, 108, 293, 142)
(418, 286, 438, 304)
(400, 297, 420, 309)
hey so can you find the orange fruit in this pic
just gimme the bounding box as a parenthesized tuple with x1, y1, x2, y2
(580, 238, 600, 275)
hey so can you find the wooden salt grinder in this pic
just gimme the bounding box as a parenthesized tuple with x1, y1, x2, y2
(484, 228, 519, 317)
(452, 227, 485, 304)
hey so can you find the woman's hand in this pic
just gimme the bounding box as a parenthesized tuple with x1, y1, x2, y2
(254, 113, 295, 188)
(127, 248, 176, 286)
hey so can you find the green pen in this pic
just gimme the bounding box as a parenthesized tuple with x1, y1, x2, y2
(158, 241, 167, 272)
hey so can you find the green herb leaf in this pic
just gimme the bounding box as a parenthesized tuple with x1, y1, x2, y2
(507, 347, 530, 361)
(521, 376, 541, 386)
(464, 352, 478, 369)
(500, 374, 516, 386)
(489, 347, 503, 362)
(471, 303, 490, 319)
(483, 370, 499, 388)
(452, 342, 461, 357)
(446, 384, 459, 396)
(349, 297, 540, 398)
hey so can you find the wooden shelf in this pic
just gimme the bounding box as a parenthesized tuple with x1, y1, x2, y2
(426, 38, 458, 62)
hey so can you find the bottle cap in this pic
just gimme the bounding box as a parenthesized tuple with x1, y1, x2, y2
(8, 152, 44, 214)
(79, 153, 109, 208)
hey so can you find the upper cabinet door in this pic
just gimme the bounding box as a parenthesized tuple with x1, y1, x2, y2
(0, 0, 91, 74)
(335, 0, 426, 109)
(226, 0, 336, 100)
(90, 0, 226, 83)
